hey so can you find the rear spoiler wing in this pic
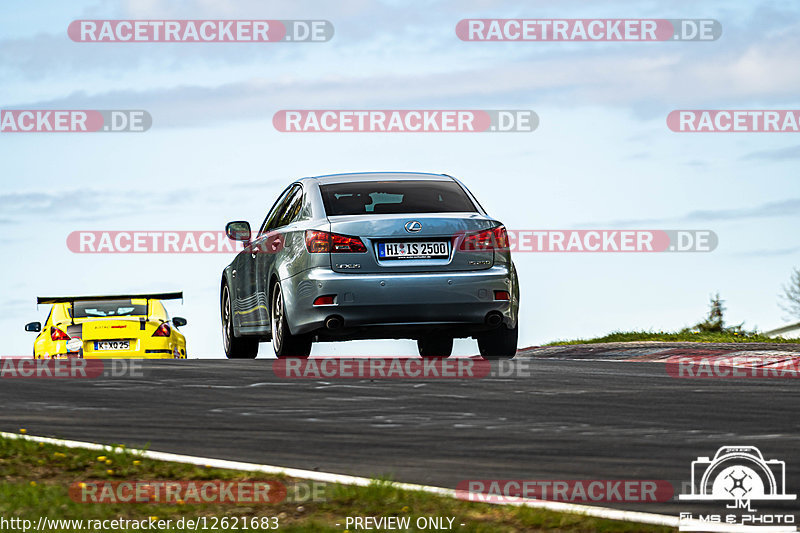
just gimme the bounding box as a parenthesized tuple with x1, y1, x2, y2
(37, 292, 183, 305)
(37, 292, 183, 324)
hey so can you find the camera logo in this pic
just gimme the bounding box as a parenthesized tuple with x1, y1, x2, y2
(681, 446, 794, 502)
(678, 446, 796, 532)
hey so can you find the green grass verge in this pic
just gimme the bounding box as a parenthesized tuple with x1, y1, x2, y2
(0, 433, 674, 532)
(546, 330, 799, 346)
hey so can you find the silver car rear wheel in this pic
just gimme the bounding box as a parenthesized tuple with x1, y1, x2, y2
(477, 324, 518, 360)
(271, 282, 312, 358)
(417, 336, 453, 358)
(221, 283, 259, 359)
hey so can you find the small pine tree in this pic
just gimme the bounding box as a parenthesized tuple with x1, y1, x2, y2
(779, 267, 800, 320)
(696, 293, 725, 332)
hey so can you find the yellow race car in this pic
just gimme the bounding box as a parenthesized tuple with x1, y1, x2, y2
(24, 292, 187, 359)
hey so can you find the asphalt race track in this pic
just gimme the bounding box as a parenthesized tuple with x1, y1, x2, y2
(1, 343, 799, 518)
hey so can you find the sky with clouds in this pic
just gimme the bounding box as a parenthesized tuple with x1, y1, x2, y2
(1, 0, 799, 357)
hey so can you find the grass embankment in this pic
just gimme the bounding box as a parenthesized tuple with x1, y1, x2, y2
(547, 330, 799, 346)
(0, 433, 673, 532)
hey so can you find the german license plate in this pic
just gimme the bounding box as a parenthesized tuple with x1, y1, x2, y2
(378, 241, 449, 259)
(94, 340, 130, 351)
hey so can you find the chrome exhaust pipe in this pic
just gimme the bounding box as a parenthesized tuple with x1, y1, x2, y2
(485, 312, 503, 328)
(325, 316, 343, 330)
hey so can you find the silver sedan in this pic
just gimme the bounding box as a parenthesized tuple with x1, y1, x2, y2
(221, 172, 519, 359)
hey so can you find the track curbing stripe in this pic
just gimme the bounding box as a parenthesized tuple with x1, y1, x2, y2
(2, 431, 686, 527)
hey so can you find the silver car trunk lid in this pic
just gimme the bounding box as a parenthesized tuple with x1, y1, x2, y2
(327, 213, 497, 274)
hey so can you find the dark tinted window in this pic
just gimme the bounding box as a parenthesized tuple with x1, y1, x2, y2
(320, 180, 477, 216)
(275, 186, 304, 228)
(73, 300, 147, 318)
(259, 185, 295, 235)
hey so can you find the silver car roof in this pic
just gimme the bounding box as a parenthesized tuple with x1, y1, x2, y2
(307, 172, 455, 185)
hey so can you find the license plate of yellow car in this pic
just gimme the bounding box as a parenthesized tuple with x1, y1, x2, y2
(94, 340, 130, 350)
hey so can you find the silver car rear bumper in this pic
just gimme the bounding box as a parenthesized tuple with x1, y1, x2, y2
(281, 266, 517, 338)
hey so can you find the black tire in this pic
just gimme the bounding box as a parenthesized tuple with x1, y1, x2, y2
(477, 324, 518, 360)
(221, 283, 259, 359)
(271, 282, 312, 358)
(417, 336, 453, 358)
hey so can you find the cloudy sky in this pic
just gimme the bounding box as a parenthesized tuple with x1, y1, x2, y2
(1, 0, 799, 357)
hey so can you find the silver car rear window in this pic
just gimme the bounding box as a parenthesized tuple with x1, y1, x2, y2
(320, 180, 477, 216)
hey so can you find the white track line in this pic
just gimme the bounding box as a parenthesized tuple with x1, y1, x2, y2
(2, 431, 684, 528)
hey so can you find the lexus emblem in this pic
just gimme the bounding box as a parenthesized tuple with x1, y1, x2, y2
(404, 220, 422, 233)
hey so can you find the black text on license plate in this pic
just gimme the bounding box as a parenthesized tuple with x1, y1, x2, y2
(379, 241, 448, 259)
(94, 340, 130, 350)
